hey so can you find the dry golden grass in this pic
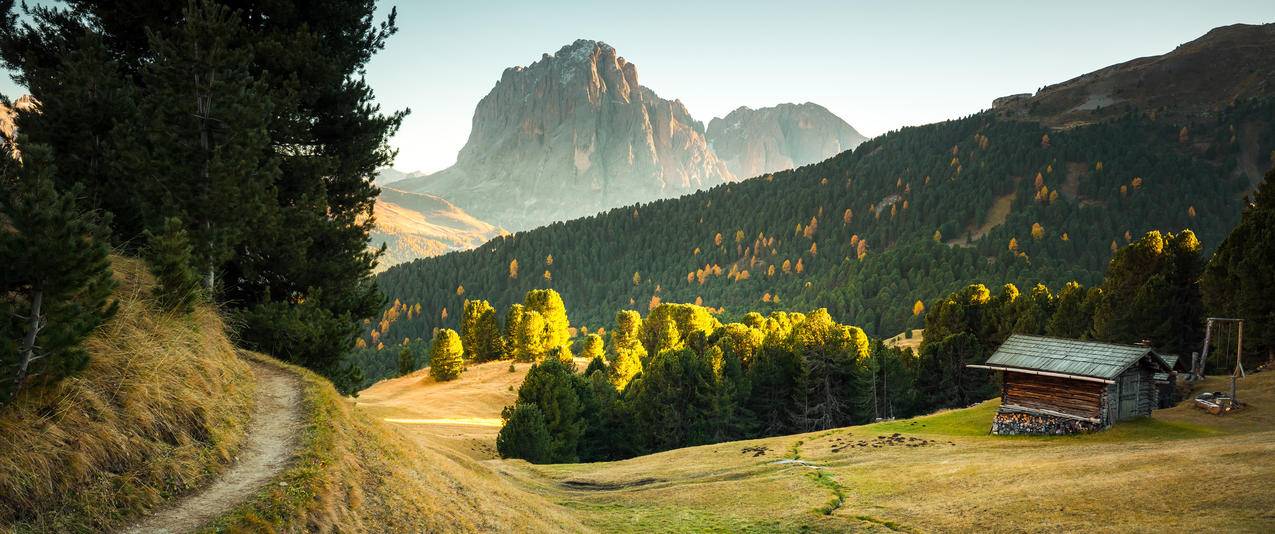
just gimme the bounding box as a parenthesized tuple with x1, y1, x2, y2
(499, 373, 1275, 533)
(0, 257, 255, 533)
(357, 358, 591, 459)
(883, 329, 923, 352)
(374, 355, 1274, 532)
(212, 354, 588, 533)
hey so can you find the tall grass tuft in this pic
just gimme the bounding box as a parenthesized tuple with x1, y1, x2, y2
(0, 257, 255, 532)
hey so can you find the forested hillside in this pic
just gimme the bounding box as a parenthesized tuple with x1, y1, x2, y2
(370, 98, 1272, 362)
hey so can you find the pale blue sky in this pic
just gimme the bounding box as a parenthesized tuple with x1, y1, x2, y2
(4, 1, 1274, 173)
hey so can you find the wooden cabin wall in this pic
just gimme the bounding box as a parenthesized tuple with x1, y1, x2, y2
(1002, 372, 1105, 419)
(1110, 365, 1158, 421)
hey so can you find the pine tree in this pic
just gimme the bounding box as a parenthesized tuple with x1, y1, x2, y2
(397, 345, 415, 376)
(428, 328, 465, 382)
(524, 289, 571, 356)
(513, 358, 585, 462)
(460, 299, 504, 362)
(1, 1, 404, 395)
(128, 2, 277, 292)
(143, 217, 202, 314)
(1202, 168, 1275, 363)
(578, 333, 605, 362)
(495, 403, 552, 463)
(1046, 282, 1092, 339)
(1, 145, 116, 401)
(513, 310, 546, 362)
(1093, 230, 1204, 354)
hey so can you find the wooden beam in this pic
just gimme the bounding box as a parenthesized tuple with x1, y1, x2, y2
(966, 364, 1115, 384)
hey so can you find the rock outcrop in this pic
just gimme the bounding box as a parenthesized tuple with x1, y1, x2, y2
(392, 40, 735, 231)
(706, 103, 865, 179)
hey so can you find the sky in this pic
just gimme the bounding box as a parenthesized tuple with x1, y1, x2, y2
(4, 1, 1274, 174)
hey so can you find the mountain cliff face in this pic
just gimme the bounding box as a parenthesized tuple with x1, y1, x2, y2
(370, 188, 504, 271)
(392, 40, 735, 231)
(707, 103, 866, 179)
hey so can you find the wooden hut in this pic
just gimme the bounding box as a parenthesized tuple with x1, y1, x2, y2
(1154, 354, 1189, 408)
(969, 335, 1173, 435)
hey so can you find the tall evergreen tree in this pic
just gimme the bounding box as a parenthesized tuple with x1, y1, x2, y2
(127, 2, 277, 291)
(1045, 282, 1093, 339)
(514, 358, 586, 463)
(1202, 167, 1275, 364)
(1, 145, 116, 401)
(524, 289, 571, 357)
(460, 299, 504, 362)
(1094, 230, 1204, 354)
(428, 328, 465, 382)
(0, 0, 404, 394)
(495, 403, 552, 464)
(607, 310, 646, 390)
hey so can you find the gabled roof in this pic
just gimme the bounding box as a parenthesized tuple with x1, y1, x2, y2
(977, 335, 1171, 381)
(1159, 353, 1188, 372)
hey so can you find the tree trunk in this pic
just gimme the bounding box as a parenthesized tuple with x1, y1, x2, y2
(11, 288, 43, 400)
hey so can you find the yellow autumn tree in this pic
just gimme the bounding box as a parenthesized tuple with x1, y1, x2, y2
(1031, 223, 1045, 240)
(912, 300, 925, 316)
(509, 259, 519, 279)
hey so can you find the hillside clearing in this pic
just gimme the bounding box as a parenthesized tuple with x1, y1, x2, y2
(358, 359, 1275, 532)
(357, 358, 592, 459)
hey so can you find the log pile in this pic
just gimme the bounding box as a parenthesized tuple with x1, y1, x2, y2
(991, 411, 1102, 435)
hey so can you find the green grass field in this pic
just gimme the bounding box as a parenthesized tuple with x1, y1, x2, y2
(358, 358, 1275, 532)
(491, 372, 1275, 532)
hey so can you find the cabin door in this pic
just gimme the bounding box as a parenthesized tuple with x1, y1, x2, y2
(1118, 372, 1139, 420)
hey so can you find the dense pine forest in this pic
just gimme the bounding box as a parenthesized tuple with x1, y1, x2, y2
(390, 207, 1269, 462)
(0, 1, 402, 397)
(357, 99, 1274, 385)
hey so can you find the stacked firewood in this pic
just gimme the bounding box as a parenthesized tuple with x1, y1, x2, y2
(991, 412, 1101, 435)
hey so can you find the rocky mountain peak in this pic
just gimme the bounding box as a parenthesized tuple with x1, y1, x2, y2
(392, 40, 733, 231)
(707, 102, 866, 179)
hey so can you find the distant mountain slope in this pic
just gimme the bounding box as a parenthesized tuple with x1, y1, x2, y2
(372, 25, 1275, 345)
(371, 188, 503, 271)
(707, 102, 866, 179)
(392, 39, 735, 231)
(996, 23, 1275, 127)
(375, 167, 426, 187)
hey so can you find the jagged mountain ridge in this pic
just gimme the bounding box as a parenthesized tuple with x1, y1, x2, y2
(707, 102, 866, 179)
(389, 40, 864, 232)
(391, 39, 735, 231)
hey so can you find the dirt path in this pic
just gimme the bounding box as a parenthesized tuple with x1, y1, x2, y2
(124, 359, 303, 534)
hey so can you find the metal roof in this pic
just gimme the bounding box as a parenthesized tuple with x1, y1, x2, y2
(982, 335, 1170, 380)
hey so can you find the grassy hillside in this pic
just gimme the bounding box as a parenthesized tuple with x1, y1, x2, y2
(0, 257, 255, 532)
(210, 354, 588, 533)
(352, 354, 1273, 532)
(493, 372, 1275, 532)
(371, 188, 505, 271)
